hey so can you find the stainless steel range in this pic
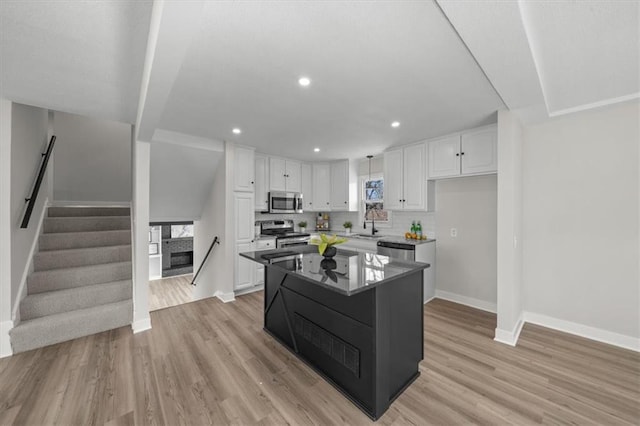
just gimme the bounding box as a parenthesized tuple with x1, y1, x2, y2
(260, 219, 310, 249)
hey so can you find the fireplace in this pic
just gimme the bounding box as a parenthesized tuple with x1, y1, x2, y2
(171, 251, 193, 268)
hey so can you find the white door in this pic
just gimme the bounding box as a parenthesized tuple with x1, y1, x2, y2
(428, 135, 461, 178)
(301, 163, 314, 211)
(234, 146, 255, 192)
(254, 154, 269, 210)
(403, 143, 426, 210)
(330, 160, 349, 211)
(236, 242, 255, 290)
(461, 126, 497, 175)
(312, 163, 331, 211)
(383, 149, 404, 210)
(285, 160, 302, 192)
(269, 157, 287, 191)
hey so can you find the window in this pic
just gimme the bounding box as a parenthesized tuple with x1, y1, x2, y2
(362, 174, 390, 224)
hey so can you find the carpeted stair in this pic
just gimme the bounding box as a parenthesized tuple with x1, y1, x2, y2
(10, 206, 133, 353)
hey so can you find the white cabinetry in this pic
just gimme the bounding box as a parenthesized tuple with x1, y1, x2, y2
(330, 160, 356, 211)
(301, 163, 314, 211)
(312, 163, 331, 211)
(384, 143, 434, 211)
(428, 125, 497, 179)
(234, 146, 255, 192)
(254, 238, 276, 286)
(269, 157, 301, 192)
(254, 154, 269, 211)
(234, 192, 256, 291)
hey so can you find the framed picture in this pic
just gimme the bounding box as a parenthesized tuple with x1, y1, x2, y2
(149, 243, 159, 255)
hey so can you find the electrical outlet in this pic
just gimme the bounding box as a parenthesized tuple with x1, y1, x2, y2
(450, 228, 457, 238)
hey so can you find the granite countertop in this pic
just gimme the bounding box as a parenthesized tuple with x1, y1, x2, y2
(311, 230, 436, 245)
(240, 245, 429, 296)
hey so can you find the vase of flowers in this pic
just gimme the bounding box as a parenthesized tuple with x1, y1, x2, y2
(310, 233, 347, 259)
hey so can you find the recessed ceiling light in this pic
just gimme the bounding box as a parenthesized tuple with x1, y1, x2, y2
(391, 121, 400, 128)
(314, 148, 320, 152)
(232, 128, 242, 134)
(298, 77, 311, 87)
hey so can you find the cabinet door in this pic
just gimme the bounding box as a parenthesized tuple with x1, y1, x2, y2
(285, 160, 301, 192)
(461, 126, 497, 175)
(383, 149, 404, 210)
(269, 157, 287, 191)
(254, 154, 269, 210)
(312, 163, 331, 210)
(235, 192, 255, 290)
(330, 160, 349, 211)
(301, 163, 314, 211)
(428, 135, 460, 178)
(234, 146, 255, 192)
(403, 143, 426, 210)
(236, 242, 255, 290)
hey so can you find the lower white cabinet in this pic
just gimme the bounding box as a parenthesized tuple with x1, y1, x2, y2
(254, 238, 275, 286)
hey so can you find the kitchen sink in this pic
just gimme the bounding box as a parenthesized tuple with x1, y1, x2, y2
(352, 233, 384, 239)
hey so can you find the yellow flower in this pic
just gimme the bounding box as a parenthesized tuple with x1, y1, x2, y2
(309, 233, 347, 255)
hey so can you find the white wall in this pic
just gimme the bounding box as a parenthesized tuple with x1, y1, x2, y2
(495, 109, 525, 344)
(150, 142, 223, 222)
(435, 175, 498, 311)
(132, 140, 151, 333)
(522, 101, 639, 344)
(0, 99, 13, 356)
(53, 111, 132, 202)
(193, 143, 234, 302)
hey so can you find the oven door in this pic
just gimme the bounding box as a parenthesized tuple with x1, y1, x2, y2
(277, 238, 309, 249)
(269, 192, 303, 214)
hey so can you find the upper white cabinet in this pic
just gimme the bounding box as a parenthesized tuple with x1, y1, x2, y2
(330, 160, 356, 211)
(428, 125, 497, 179)
(312, 163, 331, 211)
(301, 163, 314, 211)
(234, 146, 255, 192)
(269, 157, 301, 193)
(384, 143, 434, 211)
(460, 126, 498, 175)
(254, 154, 269, 211)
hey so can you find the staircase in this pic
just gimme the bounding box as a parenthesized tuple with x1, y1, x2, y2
(10, 206, 133, 353)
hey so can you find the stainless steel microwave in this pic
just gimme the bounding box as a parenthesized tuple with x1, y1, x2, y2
(269, 191, 303, 214)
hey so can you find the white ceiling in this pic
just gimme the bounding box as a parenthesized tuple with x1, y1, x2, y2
(159, 1, 504, 162)
(2, 1, 638, 162)
(519, 1, 639, 115)
(0, 0, 152, 123)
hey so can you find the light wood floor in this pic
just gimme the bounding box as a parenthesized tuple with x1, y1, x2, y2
(1, 293, 638, 425)
(149, 274, 193, 311)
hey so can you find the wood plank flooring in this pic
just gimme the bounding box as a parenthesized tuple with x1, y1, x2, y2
(1, 293, 638, 425)
(149, 274, 193, 311)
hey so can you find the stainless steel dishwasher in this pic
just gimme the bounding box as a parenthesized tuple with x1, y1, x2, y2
(377, 240, 436, 303)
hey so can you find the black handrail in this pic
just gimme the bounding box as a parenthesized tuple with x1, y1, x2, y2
(21, 135, 56, 229)
(191, 236, 220, 286)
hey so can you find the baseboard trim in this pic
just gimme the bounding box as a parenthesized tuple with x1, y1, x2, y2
(132, 318, 151, 334)
(435, 290, 497, 313)
(494, 313, 525, 346)
(50, 200, 131, 207)
(523, 311, 640, 352)
(215, 291, 235, 303)
(0, 320, 13, 358)
(12, 197, 49, 322)
(424, 295, 436, 305)
(234, 285, 264, 297)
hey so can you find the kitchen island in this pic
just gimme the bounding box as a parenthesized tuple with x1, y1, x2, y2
(240, 245, 430, 420)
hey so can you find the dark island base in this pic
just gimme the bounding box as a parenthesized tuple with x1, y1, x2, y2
(264, 266, 423, 420)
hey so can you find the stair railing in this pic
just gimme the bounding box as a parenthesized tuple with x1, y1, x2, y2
(21, 135, 56, 229)
(191, 236, 220, 286)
